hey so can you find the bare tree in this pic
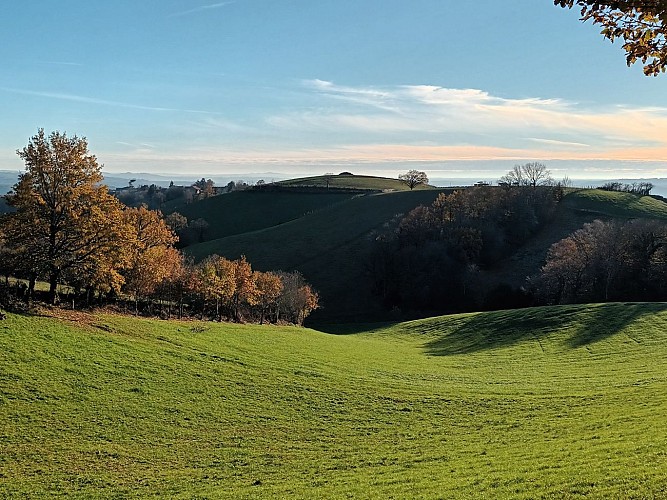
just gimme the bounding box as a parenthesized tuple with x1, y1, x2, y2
(499, 163, 553, 188)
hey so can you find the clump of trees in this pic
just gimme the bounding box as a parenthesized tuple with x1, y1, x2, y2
(190, 256, 318, 324)
(598, 181, 653, 195)
(533, 219, 667, 304)
(368, 182, 560, 313)
(498, 162, 553, 187)
(0, 130, 318, 325)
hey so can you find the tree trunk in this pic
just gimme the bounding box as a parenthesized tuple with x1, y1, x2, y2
(48, 270, 60, 305)
(28, 275, 36, 299)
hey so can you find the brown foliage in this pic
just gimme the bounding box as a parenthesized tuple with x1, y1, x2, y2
(556, 1, 667, 75)
(535, 219, 667, 303)
(5, 129, 131, 303)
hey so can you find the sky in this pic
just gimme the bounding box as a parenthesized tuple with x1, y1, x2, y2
(2, 0, 667, 180)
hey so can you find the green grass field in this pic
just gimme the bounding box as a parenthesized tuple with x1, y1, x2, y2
(277, 174, 433, 191)
(165, 190, 357, 241)
(2, 303, 667, 498)
(563, 189, 667, 220)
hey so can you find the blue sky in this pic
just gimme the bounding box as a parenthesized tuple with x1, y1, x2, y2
(2, 0, 667, 179)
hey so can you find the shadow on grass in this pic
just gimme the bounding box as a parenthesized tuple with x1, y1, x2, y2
(309, 322, 397, 335)
(421, 303, 667, 356)
(566, 302, 662, 348)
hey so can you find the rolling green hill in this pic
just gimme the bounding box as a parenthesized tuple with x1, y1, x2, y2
(185, 189, 449, 321)
(487, 188, 667, 290)
(165, 190, 356, 241)
(179, 187, 667, 321)
(2, 303, 667, 498)
(563, 188, 667, 219)
(276, 173, 433, 191)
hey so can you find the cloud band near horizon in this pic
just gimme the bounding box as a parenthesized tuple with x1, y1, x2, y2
(5, 79, 667, 172)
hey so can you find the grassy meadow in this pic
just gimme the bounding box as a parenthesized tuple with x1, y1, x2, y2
(563, 189, 667, 219)
(276, 174, 434, 191)
(165, 190, 357, 241)
(2, 303, 667, 498)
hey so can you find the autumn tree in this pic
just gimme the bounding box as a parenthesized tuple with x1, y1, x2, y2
(556, 1, 667, 75)
(194, 178, 215, 199)
(164, 212, 188, 233)
(195, 255, 236, 320)
(3, 129, 131, 304)
(398, 170, 429, 190)
(276, 271, 319, 325)
(189, 218, 210, 243)
(323, 173, 334, 189)
(253, 271, 283, 324)
(229, 256, 259, 322)
(122, 205, 179, 312)
(535, 219, 667, 304)
(155, 254, 191, 319)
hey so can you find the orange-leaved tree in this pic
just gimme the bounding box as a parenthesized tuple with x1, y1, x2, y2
(253, 271, 283, 324)
(4, 129, 131, 304)
(230, 256, 259, 322)
(122, 205, 180, 312)
(556, 1, 667, 75)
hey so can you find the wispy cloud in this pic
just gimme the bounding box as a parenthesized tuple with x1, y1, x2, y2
(0, 87, 222, 115)
(169, 2, 235, 18)
(275, 80, 667, 160)
(526, 138, 591, 148)
(37, 61, 83, 67)
(105, 79, 667, 170)
(305, 79, 401, 113)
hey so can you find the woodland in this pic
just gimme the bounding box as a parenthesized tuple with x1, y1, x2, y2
(0, 130, 318, 325)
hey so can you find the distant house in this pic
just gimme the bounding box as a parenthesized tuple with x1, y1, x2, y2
(474, 181, 490, 187)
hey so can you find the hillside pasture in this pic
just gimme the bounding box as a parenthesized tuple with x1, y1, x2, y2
(175, 186, 667, 322)
(2, 303, 667, 497)
(562, 188, 667, 220)
(276, 174, 433, 191)
(185, 189, 449, 321)
(165, 190, 356, 241)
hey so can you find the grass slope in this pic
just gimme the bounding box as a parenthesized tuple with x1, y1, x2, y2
(277, 174, 432, 191)
(2, 303, 667, 498)
(185, 189, 448, 320)
(563, 188, 667, 219)
(487, 189, 667, 289)
(183, 188, 667, 320)
(165, 191, 356, 241)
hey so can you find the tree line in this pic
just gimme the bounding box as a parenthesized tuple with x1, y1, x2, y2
(597, 181, 654, 196)
(0, 130, 318, 325)
(533, 218, 667, 304)
(367, 161, 667, 315)
(368, 177, 559, 313)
